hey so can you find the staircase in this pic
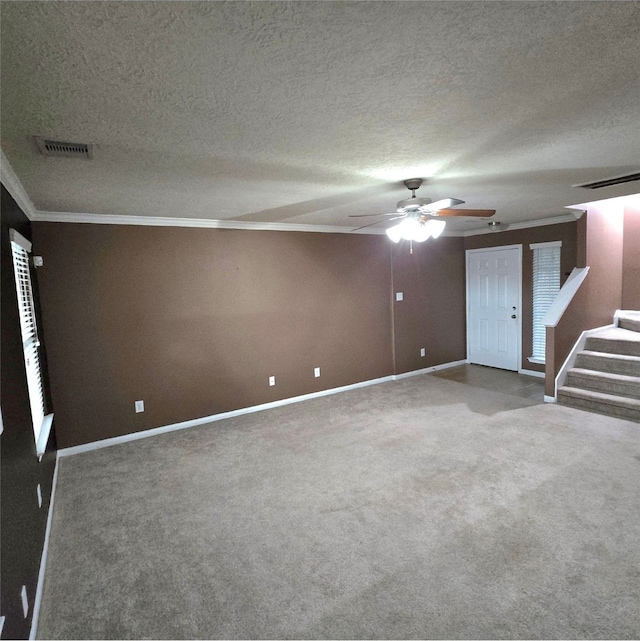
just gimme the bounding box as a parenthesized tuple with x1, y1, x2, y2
(558, 311, 640, 422)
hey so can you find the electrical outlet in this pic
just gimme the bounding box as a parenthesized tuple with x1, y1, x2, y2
(269, 376, 276, 386)
(135, 400, 144, 413)
(420, 348, 426, 357)
(37, 483, 42, 508)
(20, 585, 28, 618)
(314, 367, 321, 378)
(395, 292, 404, 301)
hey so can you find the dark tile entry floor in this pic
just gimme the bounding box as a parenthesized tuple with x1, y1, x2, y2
(431, 364, 545, 403)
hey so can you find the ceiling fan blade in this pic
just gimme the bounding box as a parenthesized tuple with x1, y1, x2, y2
(348, 212, 398, 218)
(435, 209, 497, 217)
(422, 198, 465, 211)
(352, 215, 405, 232)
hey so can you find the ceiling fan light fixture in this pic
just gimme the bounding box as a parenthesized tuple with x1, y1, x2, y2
(399, 218, 420, 240)
(386, 224, 403, 243)
(426, 219, 446, 238)
(356, 178, 486, 243)
(413, 224, 432, 243)
(387, 218, 422, 242)
(386, 217, 444, 243)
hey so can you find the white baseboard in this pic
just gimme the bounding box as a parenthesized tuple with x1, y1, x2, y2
(58, 359, 469, 458)
(58, 375, 397, 457)
(392, 359, 468, 380)
(518, 368, 545, 378)
(544, 395, 557, 403)
(29, 455, 59, 640)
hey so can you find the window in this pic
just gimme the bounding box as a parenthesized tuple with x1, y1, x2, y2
(9, 229, 52, 455)
(529, 241, 561, 364)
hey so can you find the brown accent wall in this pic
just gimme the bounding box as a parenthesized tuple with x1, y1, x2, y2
(545, 202, 626, 396)
(33, 223, 471, 449)
(581, 203, 625, 325)
(546, 283, 590, 396)
(622, 205, 640, 309)
(464, 222, 579, 372)
(33, 223, 401, 449)
(1, 186, 57, 640)
(391, 238, 467, 374)
(576, 214, 587, 268)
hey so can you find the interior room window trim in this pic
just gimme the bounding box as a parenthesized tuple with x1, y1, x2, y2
(528, 240, 562, 365)
(9, 228, 53, 456)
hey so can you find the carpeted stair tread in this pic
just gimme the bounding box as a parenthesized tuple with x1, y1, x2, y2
(585, 327, 640, 357)
(575, 350, 640, 376)
(566, 368, 640, 399)
(558, 385, 640, 422)
(592, 326, 640, 341)
(558, 313, 640, 421)
(617, 311, 640, 333)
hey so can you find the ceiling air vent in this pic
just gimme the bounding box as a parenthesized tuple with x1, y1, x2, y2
(573, 172, 640, 190)
(34, 136, 94, 159)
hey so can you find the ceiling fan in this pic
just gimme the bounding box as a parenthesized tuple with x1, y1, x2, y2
(350, 178, 496, 243)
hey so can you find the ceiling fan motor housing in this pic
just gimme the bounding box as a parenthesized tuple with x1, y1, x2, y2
(403, 178, 424, 191)
(396, 196, 433, 214)
(397, 178, 434, 214)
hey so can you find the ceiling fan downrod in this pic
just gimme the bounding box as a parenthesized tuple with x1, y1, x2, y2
(403, 178, 424, 197)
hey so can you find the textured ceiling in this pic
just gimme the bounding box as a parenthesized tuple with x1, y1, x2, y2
(1, 1, 639, 233)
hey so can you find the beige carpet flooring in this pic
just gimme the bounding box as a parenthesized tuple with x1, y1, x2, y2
(37, 372, 640, 639)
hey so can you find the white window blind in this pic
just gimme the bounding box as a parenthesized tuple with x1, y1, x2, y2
(530, 241, 561, 363)
(10, 229, 46, 446)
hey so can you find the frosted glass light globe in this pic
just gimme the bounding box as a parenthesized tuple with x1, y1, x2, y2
(427, 219, 446, 238)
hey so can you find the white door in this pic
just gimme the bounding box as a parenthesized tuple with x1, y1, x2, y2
(466, 246, 521, 371)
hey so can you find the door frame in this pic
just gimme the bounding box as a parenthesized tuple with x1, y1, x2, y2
(465, 244, 523, 372)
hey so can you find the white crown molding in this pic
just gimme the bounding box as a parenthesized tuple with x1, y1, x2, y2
(0, 149, 36, 219)
(31, 210, 392, 235)
(31, 209, 577, 237)
(462, 213, 580, 237)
